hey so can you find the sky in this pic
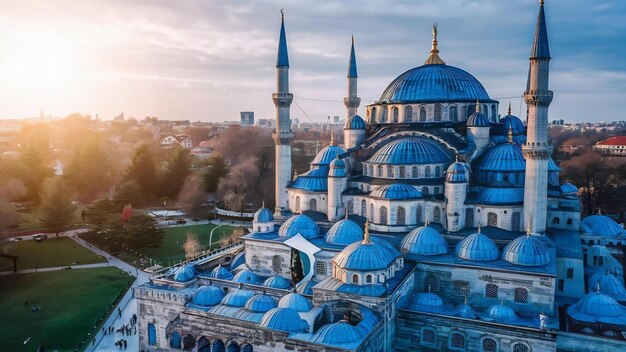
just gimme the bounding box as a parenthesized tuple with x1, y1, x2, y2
(0, 0, 624, 123)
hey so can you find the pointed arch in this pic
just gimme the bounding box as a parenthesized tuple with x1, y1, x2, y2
(392, 106, 399, 122)
(370, 107, 377, 123)
(380, 206, 388, 225)
(433, 206, 441, 223)
(434, 103, 442, 121)
(404, 106, 413, 122)
(397, 206, 406, 225)
(419, 106, 427, 121)
(449, 105, 458, 121)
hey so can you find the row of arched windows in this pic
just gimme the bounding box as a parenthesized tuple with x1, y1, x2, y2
(370, 104, 461, 123)
(485, 284, 530, 303)
(166, 333, 254, 352)
(359, 204, 440, 225)
(367, 164, 443, 179)
(420, 327, 531, 352)
(463, 210, 522, 232)
(294, 197, 317, 213)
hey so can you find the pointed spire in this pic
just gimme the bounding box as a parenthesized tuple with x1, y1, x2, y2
(362, 220, 372, 245)
(348, 35, 358, 78)
(475, 100, 481, 113)
(508, 102, 512, 116)
(424, 23, 446, 65)
(531, 0, 550, 59)
(276, 9, 289, 67)
(508, 126, 514, 144)
(330, 130, 336, 146)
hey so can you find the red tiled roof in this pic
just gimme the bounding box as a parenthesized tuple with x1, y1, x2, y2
(596, 136, 626, 146)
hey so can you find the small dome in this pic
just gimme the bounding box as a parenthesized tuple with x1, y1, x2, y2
(499, 114, 524, 134)
(232, 268, 260, 284)
(445, 161, 470, 183)
(474, 143, 525, 172)
(455, 231, 499, 261)
(278, 214, 320, 239)
(567, 290, 626, 325)
(209, 265, 234, 280)
(254, 207, 274, 223)
(345, 115, 366, 130)
(502, 234, 551, 266)
(333, 237, 400, 271)
(312, 320, 363, 345)
(173, 264, 196, 282)
(466, 111, 490, 127)
(370, 184, 422, 200)
(488, 303, 517, 321)
(407, 292, 444, 309)
(456, 302, 476, 319)
(295, 279, 317, 295)
(588, 272, 626, 301)
(401, 225, 448, 256)
(325, 218, 363, 246)
(221, 288, 254, 307)
(328, 158, 347, 177)
(245, 293, 278, 313)
(368, 137, 450, 165)
(560, 182, 579, 196)
(260, 307, 308, 332)
(263, 275, 292, 289)
(191, 285, 225, 307)
(580, 214, 625, 237)
(311, 145, 345, 166)
(278, 292, 313, 312)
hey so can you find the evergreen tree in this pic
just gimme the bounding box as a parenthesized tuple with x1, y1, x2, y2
(65, 142, 112, 201)
(158, 147, 191, 198)
(204, 152, 228, 193)
(124, 144, 157, 198)
(109, 215, 164, 251)
(19, 146, 54, 202)
(113, 180, 143, 208)
(39, 178, 75, 237)
(291, 248, 304, 284)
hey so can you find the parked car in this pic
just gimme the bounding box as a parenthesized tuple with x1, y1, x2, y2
(33, 234, 48, 240)
(8, 236, 23, 242)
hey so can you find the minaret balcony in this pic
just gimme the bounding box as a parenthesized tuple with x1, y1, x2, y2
(523, 90, 553, 106)
(272, 92, 293, 107)
(343, 96, 361, 108)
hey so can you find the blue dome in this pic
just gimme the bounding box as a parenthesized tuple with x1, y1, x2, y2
(328, 158, 347, 177)
(278, 292, 312, 312)
(263, 275, 292, 289)
(289, 168, 328, 192)
(456, 303, 476, 319)
(173, 264, 196, 282)
(245, 293, 278, 313)
(502, 234, 551, 266)
(333, 237, 400, 271)
(446, 161, 470, 183)
(254, 207, 274, 223)
(379, 64, 490, 103)
(295, 279, 317, 295)
(311, 145, 345, 166)
(345, 115, 366, 130)
(232, 268, 260, 284)
(278, 214, 320, 239)
(488, 303, 517, 321)
(326, 219, 363, 246)
(475, 187, 525, 205)
(499, 114, 525, 134)
(260, 307, 308, 332)
(466, 111, 490, 127)
(580, 214, 625, 237)
(191, 285, 225, 307)
(312, 320, 363, 345)
(221, 288, 255, 307)
(474, 143, 525, 172)
(370, 183, 422, 200)
(588, 272, 626, 301)
(560, 182, 579, 196)
(407, 292, 444, 309)
(568, 290, 626, 325)
(368, 137, 451, 165)
(455, 232, 499, 261)
(401, 225, 448, 256)
(209, 265, 234, 280)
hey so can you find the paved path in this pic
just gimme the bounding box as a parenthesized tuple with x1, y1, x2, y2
(0, 262, 109, 276)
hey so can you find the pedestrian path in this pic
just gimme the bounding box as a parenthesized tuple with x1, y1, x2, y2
(0, 262, 109, 276)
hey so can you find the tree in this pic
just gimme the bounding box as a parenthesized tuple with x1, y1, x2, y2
(176, 175, 206, 218)
(217, 156, 259, 211)
(65, 142, 113, 201)
(0, 178, 28, 239)
(39, 178, 75, 237)
(204, 152, 228, 193)
(0, 200, 19, 239)
(115, 215, 164, 251)
(158, 147, 191, 198)
(291, 248, 304, 284)
(124, 144, 157, 197)
(113, 180, 143, 208)
(84, 199, 118, 228)
(183, 233, 201, 259)
(19, 146, 54, 202)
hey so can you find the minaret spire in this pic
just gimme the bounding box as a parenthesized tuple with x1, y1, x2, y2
(424, 23, 445, 65)
(344, 36, 361, 119)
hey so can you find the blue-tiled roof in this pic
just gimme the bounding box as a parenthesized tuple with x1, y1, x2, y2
(567, 291, 626, 325)
(502, 234, 551, 267)
(289, 168, 328, 192)
(474, 187, 525, 205)
(260, 308, 308, 332)
(328, 158, 347, 178)
(295, 279, 317, 295)
(278, 292, 312, 312)
(232, 268, 260, 284)
(263, 275, 292, 289)
(311, 145, 346, 166)
(368, 137, 450, 165)
(245, 293, 278, 313)
(456, 303, 476, 319)
(208, 265, 234, 280)
(406, 292, 444, 311)
(474, 143, 526, 172)
(348, 37, 358, 78)
(580, 214, 625, 237)
(333, 237, 400, 271)
(499, 114, 525, 134)
(560, 182, 579, 196)
(531, 1, 550, 59)
(345, 115, 366, 130)
(221, 288, 255, 307)
(325, 219, 363, 246)
(370, 183, 422, 200)
(466, 111, 490, 127)
(254, 207, 274, 223)
(401, 225, 448, 256)
(378, 64, 491, 103)
(445, 161, 470, 183)
(278, 214, 320, 239)
(312, 320, 363, 345)
(191, 285, 224, 307)
(455, 232, 499, 261)
(589, 272, 626, 301)
(487, 303, 517, 321)
(276, 18, 289, 67)
(173, 264, 196, 282)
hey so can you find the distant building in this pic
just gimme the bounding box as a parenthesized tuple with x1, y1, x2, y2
(113, 112, 125, 122)
(160, 134, 193, 149)
(593, 136, 626, 156)
(240, 111, 254, 127)
(257, 118, 276, 129)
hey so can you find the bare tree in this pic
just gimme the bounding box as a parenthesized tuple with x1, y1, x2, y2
(176, 175, 206, 217)
(183, 233, 201, 259)
(217, 156, 259, 211)
(220, 228, 246, 246)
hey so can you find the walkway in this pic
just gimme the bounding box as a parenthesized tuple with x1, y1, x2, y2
(0, 262, 109, 276)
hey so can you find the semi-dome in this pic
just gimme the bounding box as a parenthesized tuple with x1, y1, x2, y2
(311, 144, 345, 167)
(401, 224, 448, 256)
(499, 114, 525, 134)
(326, 218, 363, 246)
(502, 234, 551, 266)
(368, 137, 450, 165)
(488, 303, 517, 321)
(445, 161, 470, 183)
(580, 214, 625, 237)
(378, 64, 490, 103)
(312, 320, 363, 345)
(588, 272, 626, 301)
(333, 235, 400, 271)
(345, 115, 366, 130)
(474, 143, 526, 172)
(209, 265, 234, 280)
(278, 214, 320, 239)
(245, 293, 278, 313)
(328, 158, 347, 177)
(254, 206, 274, 223)
(191, 285, 225, 307)
(455, 230, 499, 261)
(278, 292, 312, 312)
(221, 288, 255, 307)
(466, 110, 490, 127)
(370, 184, 422, 200)
(560, 182, 579, 196)
(289, 167, 328, 192)
(173, 264, 196, 282)
(263, 275, 292, 289)
(232, 267, 260, 284)
(260, 307, 308, 332)
(567, 290, 626, 325)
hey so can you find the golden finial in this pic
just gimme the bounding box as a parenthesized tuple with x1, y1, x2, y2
(508, 126, 514, 144)
(428, 285, 432, 293)
(330, 130, 335, 146)
(596, 282, 601, 293)
(281, 9, 284, 22)
(293, 170, 297, 181)
(597, 208, 602, 215)
(262, 200, 265, 208)
(527, 219, 533, 235)
(508, 102, 512, 116)
(424, 23, 446, 65)
(425, 219, 430, 227)
(362, 220, 372, 245)
(475, 100, 481, 113)
(540, 0, 545, 6)
(345, 211, 349, 220)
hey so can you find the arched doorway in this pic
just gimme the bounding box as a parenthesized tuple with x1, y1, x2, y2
(226, 341, 240, 352)
(211, 339, 225, 352)
(198, 336, 210, 352)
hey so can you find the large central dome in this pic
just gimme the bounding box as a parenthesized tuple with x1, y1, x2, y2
(379, 64, 490, 103)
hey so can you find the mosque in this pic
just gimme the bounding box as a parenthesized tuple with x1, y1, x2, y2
(136, 2, 626, 351)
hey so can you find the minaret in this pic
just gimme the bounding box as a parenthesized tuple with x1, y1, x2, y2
(344, 36, 361, 119)
(273, 10, 294, 214)
(522, 0, 553, 233)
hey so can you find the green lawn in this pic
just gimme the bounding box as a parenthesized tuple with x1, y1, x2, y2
(0, 237, 105, 272)
(0, 267, 134, 352)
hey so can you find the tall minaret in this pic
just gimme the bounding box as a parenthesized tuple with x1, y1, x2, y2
(344, 36, 361, 119)
(273, 10, 294, 214)
(523, 0, 553, 233)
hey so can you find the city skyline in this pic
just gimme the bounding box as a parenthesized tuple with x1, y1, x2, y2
(0, 0, 624, 122)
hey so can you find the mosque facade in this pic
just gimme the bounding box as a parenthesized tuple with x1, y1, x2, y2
(136, 2, 626, 351)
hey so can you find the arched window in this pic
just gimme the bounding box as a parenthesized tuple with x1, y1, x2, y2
(465, 208, 474, 228)
(361, 200, 367, 217)
(433, 207, 441, 223)
(148, 323, 157, 345)
(347, 200, 354, 215)
(366, 274, 373, 283)
(183, 333, 196, 351)
(422, 187, 429, 196)
(404, 106, 413, 122)
(211, 339, 225, 352)
(226, 341, 239, 352)
(412, 166, 419, 178)
(424, 274, 440, 292)
(421, 328, 436, 346)
(295, 196, 301, 213)
(272, 255, 282, 274)
(435, 165, 441, 177)
(552, 217, 560, 224)
(198, 337, 210, 352)
(434, 103, 442, 121)
(567, 218, 573, 225)
(397, 206, 406, 225)
(399, 166, 406, 178)
(513, 343, 529, 352)
(419, 106, 427, 121)
(309, 199, 317, 211)
(352, 274, 359, 284)
(491, 105, 497, 121)
(514, 287, 529, 303)
(370, 107, 377, 123)
(450, 333, 465, 349)
(241, 344, 253, 352)
(487, 212, 498, 227)
(251, 255, 261, 270)
(485, 283, 498, 299)
(481, 338, 497, 352)
(380, 206, 388, 225)
(425, 166, 431, 178)
(416, 205, 423, 223)
(387, 166, 394, 178)
(381, 106, 388, 123)
(512, 212, 521, 232)
(453, 281, 470, 296)
(449, 105, 458, 121)
(169, 331, 182, 349)
(392, 107, 399, 122)
(316, 261, 327, 275)
(370, 203, 374, 221)
(377, 165, 383, 177)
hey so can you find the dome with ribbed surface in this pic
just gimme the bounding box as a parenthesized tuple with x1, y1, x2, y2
(312, 320, 363, 345)
(368, 137, 451, 165)
(245, 293, 278, 313)
(278, 214, 320, 239)
(407, 292, 444, 310)
(499, 114, 525, 134)
(263, 275, 292, 289)
(254, 207, 274, 223)
(278, 292, 312, 312)
(466, 111, 490, 127)
(333, 237, 400, 271)
(379, 64, 490, 103)
(289, 168, 328, 192)
(209, 265, 234, 280)
(488, 303, 517, 321)
(580, 214, 625, 237)
(401, 225, 448, 256)
(456, 303, 476, 319)
(328, 158, 347, 177)
(502, 234, 551, 266)
(232, 268, 260, 284)
(370, 184, 422, 200)
(191, 285, 225, 307)
(295, 279, 317, 295)
(567, 290, 626, 325)
(475, 187, 525, 205)
(260, 307, 308, 332)
(173, 264, 196, 282)
(345, 115, 366, 130)
(588, 272, 626, 301)
(455, 231, 499, 261)
(221, 288, 254, 307)
(311, 145, 345, 166)
(446, 161, 470, 183)
(326, 219, 363, 246)
(474, 143, 525, 172)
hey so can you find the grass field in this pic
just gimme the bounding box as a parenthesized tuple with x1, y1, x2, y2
(0, 267, 134, 352)
(0, 237, 106, 272)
